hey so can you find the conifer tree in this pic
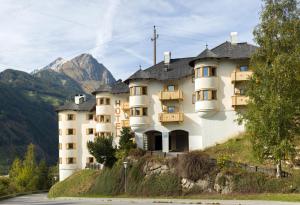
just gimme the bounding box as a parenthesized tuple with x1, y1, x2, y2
(240, 0, 300, 177)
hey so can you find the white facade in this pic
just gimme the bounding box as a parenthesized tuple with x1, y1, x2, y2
(58, 110, 96, 181)
(130, 60, 246, 152)
(57, 38, 254, 180)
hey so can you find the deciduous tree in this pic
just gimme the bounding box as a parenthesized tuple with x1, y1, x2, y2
(240, 0, 300, 177)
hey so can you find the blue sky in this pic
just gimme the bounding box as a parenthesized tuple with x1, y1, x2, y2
(0, 0, 262, 80)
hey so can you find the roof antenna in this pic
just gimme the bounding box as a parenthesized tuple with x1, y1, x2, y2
(139, 65, 142, 70)
(205, 43, 208, 49)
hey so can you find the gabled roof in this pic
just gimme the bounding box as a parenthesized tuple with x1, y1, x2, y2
(125, 57, 194, 82)
(56, 97, 96, 112)
(91, 79, 129, 95)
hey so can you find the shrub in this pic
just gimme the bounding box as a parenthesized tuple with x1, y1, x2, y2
(178, 151, 217, 181)
(221, 167, 295, 193)
(217, 154, 231, 169)
(87, 136, 117, 168)
(0, 177, 15, 196)
(128, 148, 146, 158)
(141, 173, 181, 196)
(90, 162, 124, 196)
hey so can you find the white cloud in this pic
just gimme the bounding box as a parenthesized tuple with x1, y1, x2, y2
(0, 0, 261, 80)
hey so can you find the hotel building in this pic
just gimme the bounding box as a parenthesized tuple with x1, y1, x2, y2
(57, 33, 257, 180)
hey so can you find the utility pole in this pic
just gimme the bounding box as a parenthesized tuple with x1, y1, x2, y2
(151, 25, 159, 65)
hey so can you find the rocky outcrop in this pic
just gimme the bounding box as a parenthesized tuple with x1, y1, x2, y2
(143, 160, 171, 176)
(214, 173, 234, 194)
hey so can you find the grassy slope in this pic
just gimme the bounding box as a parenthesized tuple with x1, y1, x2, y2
(203, 133, 262, 166)
(48, 170, 100, 198)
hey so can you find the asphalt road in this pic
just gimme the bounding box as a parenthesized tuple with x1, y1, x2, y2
(1, 193, 300, 205)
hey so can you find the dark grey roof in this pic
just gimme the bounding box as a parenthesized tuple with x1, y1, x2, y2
(189, 41, 257, 66)
(56, 97, 96, 112)
(211, 41, 257, 59)
(126, 41, 257, 82)
(125, 57, 194, 82)
(197, 48, 218, 59)
(92, 79, 129, 95)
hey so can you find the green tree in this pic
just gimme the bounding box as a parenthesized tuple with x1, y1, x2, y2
(118, 127, 136, 151)
(87, 136, 117, 168)
(240, 0, 300, 177)
(37, 160, 50, 190)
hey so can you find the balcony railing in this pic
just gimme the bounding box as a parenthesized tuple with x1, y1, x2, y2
(159, 112, 184, 123)
(121, 102, 130, 110)
(231, 71, 253, 82)
(232, 95, 249, 106)
(159, 90, 183, 100)
(121, 119, 130, 127)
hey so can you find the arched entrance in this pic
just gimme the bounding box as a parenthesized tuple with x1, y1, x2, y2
(169, 130, 189, 152)
(144, 130, 162, 151)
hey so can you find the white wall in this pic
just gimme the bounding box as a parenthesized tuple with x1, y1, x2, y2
(131, 59, 246, 151)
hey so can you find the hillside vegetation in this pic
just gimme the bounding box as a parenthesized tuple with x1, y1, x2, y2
(49, 144, 300, 198)
(0, 69, 84, 174)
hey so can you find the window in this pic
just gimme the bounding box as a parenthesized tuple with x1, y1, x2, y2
(240, 65, 248, 72)
(167, 106, 175, 113)
(203, 67, 209, 77)
(86, 114, 94, 120)
(130, 107, 148, 116)
(59, 157, 62, 164)
(67, 114, 75, 121)
(66, 143, 76, 149)
(195, 66, 217, 78)
(66, 157, 76, 164)
(97, 115, 111, 123)
(142, 108, 147, 116)
(130, 86, 147, 96)
(86, 128, 94, 135)
(167, 85, 175, 92)
(192, 93, 196, 104)
(196, 90, 217, 101)
(99, 132, 112, 137)
(66, 129, 75, 135)
(59, 143, 62, 150)
(87, 157, 94, 163)
(203, 90, 209, 100)
(96, 97, 110, 105)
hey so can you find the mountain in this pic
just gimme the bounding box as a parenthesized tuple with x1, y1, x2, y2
(0, 54, 116, 174)
(37, 53, 116, 93)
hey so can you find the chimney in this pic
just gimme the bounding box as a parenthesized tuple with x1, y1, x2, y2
(230, 32, 238, 44)
(164, 51, 171, 65)
(74, 94, 86, 105)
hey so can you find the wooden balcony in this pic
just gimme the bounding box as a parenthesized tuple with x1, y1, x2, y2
(232, 95, 249, 106)
(231, 71, 253, 82)
(121, 102, 130, 110)
(159, 90, 183, 100)
(159, 112, 184, 123)
(121, 119, 130, 127)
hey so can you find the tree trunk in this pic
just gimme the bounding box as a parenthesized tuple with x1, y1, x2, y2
(276, 160, 282, 178)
